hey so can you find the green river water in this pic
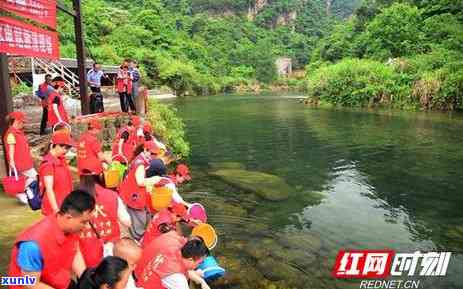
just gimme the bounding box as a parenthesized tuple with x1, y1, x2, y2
(174, 94, 463, 289)
(1, 94, 463, 289)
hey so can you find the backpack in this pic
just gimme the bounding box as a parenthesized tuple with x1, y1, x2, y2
(25, 179, 43, 210)
(35, 85, 52, 100)
(29, 159, 55, 211)
(35, 88, 46, 100)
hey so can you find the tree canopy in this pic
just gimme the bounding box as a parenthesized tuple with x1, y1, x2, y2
(57, 0, 359, 95)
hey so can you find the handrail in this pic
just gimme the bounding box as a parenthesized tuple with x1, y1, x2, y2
(32, 58, 81, 96)
(35, 58, 75, 82)
(36, 58, 79, 84)
(34, 58, 80, 88)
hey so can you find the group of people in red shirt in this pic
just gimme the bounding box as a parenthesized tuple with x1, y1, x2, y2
(4, 112, 214, 289)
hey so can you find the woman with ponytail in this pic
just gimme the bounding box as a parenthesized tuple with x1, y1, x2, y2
(77, 256, 130, 289)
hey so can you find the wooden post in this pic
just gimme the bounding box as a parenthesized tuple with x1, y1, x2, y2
(72, 0, 89, 115)
(0, 53, 13, 173)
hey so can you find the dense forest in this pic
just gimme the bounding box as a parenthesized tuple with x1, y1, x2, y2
(307, 0, 463, 110)
(58, 0, 360, 95)
(57, 0, 463, 110)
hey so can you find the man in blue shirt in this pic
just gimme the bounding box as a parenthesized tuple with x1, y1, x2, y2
(87, 63, 105, 93)
(87, 63, 107, 113)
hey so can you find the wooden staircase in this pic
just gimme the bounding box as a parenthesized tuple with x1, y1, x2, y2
(32, 58, 80, 98)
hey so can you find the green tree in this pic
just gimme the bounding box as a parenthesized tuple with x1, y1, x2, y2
(362, 3, 427, 59)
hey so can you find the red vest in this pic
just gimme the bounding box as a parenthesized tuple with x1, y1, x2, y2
(79, 185, 120, 267)
(119, 154, 149, 209)
(47, 91, 69, 127)
(39, 153, 73, 216)
(77, 132, 103, 175)
(116, 72, 133, 94)
(135, 231, 187, 289)
(4, 127, 34, 172)
(141, 209, 175, 248)
(112, 127, 137, 163)
(8, 216, 79, 289)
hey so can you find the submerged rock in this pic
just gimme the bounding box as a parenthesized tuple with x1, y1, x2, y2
(445, 225, 463, 239)
(257, 258, 301, 282)
(200, 197, 248, 218)
(244, 238, 278, 259)
(209, 169, 291, 201)
(277, 232, 323, 253)
(214, 255, 266, 288)
(209, 162, 246, 170)
(300, 190, 326, 206)
(243, 235, 318, 283)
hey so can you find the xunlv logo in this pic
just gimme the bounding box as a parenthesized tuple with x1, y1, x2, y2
(1, 276, 37, 286)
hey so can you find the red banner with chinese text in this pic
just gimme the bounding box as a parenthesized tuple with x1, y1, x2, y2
(0, 16, 59, 59)
(0, 0, 57, 29)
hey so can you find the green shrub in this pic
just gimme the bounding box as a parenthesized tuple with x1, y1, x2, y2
(147, 99, 190, 158)
(411, 63, 463, 110)
(306, 53, 463, 110)
(306, 58, 408, 107)
(12, 82, 32, 97)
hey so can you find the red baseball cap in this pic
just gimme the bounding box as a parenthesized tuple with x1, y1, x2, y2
(51, 131, 76, 147)
(176, 164, 191, 180)
(144, 140, 160, 154)
(143, 121, 153, 134)
(131, 116, 141, 126)
(89, 119, 102, 130)
(8, 111, 26, 122)
(170, 202, 188, 220)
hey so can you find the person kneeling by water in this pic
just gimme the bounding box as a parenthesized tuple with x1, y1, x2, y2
(135, 231, 211, 289)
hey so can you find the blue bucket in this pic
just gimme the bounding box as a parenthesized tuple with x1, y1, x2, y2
(197, 256, 225, 281)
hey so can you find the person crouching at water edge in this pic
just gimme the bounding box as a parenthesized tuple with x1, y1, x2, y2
(135, 231, 211, 289)
(39, 131, 75, 216)
(8, 190, 95, 289)
(78, 172, 132, 268)
(76, 256, 131, 289)
(119, 141, 162, 240)
(140, 202, 189, 249)
(3, 111, 38, 205)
